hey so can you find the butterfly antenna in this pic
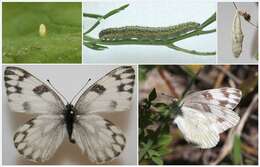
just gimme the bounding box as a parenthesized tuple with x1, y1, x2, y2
(70, 78, 91, 104)
(47, 79, 69, 104)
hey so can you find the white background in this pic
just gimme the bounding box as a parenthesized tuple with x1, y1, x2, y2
(83, 0, 217, 64)
(2, 65, 137, 165)
(218, 2, 258, 64)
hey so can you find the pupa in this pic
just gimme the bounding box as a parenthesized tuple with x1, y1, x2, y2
(232, 10, 244, 57)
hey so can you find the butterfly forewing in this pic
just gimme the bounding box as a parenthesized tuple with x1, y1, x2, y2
(174, 87, 241, 149)
(4, 67, 65, 114)
(72, 115, 126, 163)
(182, 87, 241, 110)
(75, 66, 135, 114)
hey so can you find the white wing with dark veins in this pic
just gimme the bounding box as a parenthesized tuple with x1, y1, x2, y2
(72, 114, 126, 164)
(13, 114, 66, 162)
(174, 87, 241, 149)
(75, 66, 135, 114)
(4, 66, 65, 114)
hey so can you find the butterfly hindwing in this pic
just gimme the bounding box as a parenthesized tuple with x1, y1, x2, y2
(72, 114, 126, 163)
(174, 106, 220, 148)
(14, 115, 66, 162)
(4, 67, 64, 114)
(75, 66, 135, 114)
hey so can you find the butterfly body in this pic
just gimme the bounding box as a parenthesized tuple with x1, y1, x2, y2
(64, 104, 76, 143)
(4, 66, 135, 163)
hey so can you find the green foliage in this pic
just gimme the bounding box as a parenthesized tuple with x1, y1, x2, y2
(3, 2, 82, 63)
(139, 88, 173, 165)
(231, 134, 243, 165)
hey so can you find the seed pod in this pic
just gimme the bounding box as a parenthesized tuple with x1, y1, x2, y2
(99, 22, 200, 41)
(232, 10, 244, 57)
(39, 24, 47, 37)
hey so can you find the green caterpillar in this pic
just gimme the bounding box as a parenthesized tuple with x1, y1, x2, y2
(99, 22, 200, 41)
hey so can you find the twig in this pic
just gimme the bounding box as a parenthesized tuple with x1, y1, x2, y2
(83, 4, 129, 34)
(157, 67, 179, 98)
(167, 44, 216, 56)
(215, 66, 242, 84)
(214, 65, 231, 88)
(210, 94, 258, 165)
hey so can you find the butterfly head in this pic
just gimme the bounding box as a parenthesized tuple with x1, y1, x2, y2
(65, 103, 74, 110)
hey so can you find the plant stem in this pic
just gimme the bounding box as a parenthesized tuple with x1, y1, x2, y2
(83, 4, 130, 34)
(167, 44, 216, 56)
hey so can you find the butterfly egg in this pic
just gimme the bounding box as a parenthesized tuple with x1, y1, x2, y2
(232, 10, 244, 57)
(39, 24, 47, 37)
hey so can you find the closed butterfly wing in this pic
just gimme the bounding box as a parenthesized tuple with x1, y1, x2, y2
(174, 106, 220, 149)
(174, 88, 241, 148)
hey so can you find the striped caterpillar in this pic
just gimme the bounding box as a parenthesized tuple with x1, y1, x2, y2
(232, 10, 244, 57)
(99, 22, 200, 41)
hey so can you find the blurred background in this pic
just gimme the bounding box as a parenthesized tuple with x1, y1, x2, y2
(139, 65, 258, 165)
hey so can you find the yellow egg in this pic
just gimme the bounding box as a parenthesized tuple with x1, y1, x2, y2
(39, 24, 47, 37)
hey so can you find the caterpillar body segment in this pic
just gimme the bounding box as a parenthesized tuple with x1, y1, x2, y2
(99, 22, 200, 41)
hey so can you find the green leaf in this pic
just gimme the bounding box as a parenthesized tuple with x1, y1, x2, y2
(157, 146, 172, 155)
(148, 149, 160, 157)
(151, 156, 163, 165)
(148, 88, 157, 102)
(232, 134, 243, 165)
(158, 134, 172, 146)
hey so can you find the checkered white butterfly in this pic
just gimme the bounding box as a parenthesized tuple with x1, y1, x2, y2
(4, 66, 135, 163)
(173, 88, 241, 148)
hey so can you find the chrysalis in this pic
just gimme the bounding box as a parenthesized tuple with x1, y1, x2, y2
(232, 10, 244, 57)
(39, 24, 47, 37)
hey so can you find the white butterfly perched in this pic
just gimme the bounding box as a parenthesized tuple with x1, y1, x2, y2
(173, 87, 241, 149)
(4, 66, 135, 163)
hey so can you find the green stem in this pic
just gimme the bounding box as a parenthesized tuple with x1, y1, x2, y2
(83, 13, 103, 19)
(167, 44, 216, 56)
(171, 29, 216, 43)
(84, 4, 129, 34)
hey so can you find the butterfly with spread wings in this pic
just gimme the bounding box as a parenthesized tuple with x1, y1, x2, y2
(4, 66, 135, 163)
(172, 87, 241, 149)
